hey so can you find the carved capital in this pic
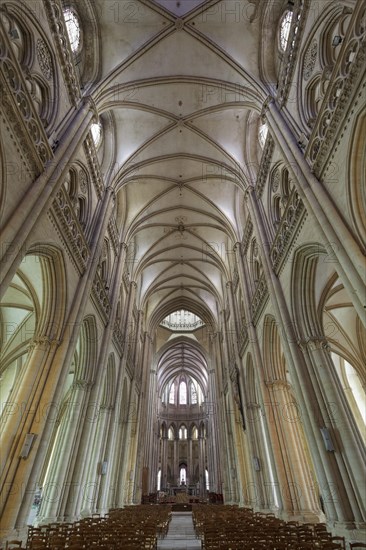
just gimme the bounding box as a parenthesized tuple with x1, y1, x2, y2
(297, 336, 330, 353)
(266, 379, 290, 390)
(84, 95, 99, 121)
(73, 380, 93, 391)
(28, 336, 60, 352)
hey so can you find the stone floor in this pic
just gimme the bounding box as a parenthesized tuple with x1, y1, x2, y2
(157, 512, 202, 550)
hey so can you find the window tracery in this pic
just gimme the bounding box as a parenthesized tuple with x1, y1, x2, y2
(258, 123, 268, 149)
(279, 10, 293, 51)
(190, 382, 198, 404)
(179, 381, 187, 404)
(91, 122, 102, 150)
(169, 383, 175, 404)
(63, 8, 82, 54)
(160, 310, 204, 331)
(179, 425, 187, 439)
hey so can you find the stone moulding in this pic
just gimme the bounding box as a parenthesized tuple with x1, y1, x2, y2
(113, 323, 125, 357)
(256, 137, 275, 199)
(92, 269, 111, 325)
(238, 329, 249, 358)
(108, 216, 119, 255)
(241, 219, 253, 256)
(51, 186, 90, 274)
(251, 272, 269, 325)
(84, 135, 104, 199)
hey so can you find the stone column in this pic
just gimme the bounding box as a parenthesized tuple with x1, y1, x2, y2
(266, 379, 320, 520)
(234, 242, 284, 511)
(245, 186, 362, 524)
(107, 282, 137, 507)
(62, 242, 128, 519)
(187, 437, 193, 484)
(139, 332, 156, 493)
(161, 436, 168, 490)
(2, 186, 115, 537)
(94, 406, 114, 514)
(0, 337, 60, 525)
(208, 334, 223, 494)
(212, 331, 232, 501)
(298, 337, 366, 523)
(37, 380, 93, 524)
(174, 438, 179, 484)
(0, 97, 98, 296)
(198, 435, 205, 496)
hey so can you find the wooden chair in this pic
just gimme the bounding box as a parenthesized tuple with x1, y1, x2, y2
(349, 544, 366, 549)
(5, 542, 24, 550)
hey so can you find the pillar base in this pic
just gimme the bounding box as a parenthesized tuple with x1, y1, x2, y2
(1, 527, 28, 548)
(326, 521, 366, 544)
(280, 510, 326, 524)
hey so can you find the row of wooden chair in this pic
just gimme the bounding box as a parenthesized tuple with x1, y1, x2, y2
(2, 505, 172, 549)
(192, 505, 366, 550)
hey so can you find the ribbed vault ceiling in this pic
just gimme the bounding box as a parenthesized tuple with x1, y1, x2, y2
(92, 0, 267, 331)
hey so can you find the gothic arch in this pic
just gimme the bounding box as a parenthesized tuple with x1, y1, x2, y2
(1, 1, 60, 133)
(0, 246, 66, 411)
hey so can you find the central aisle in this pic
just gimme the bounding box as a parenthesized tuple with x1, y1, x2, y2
(157, 511, 202, 549)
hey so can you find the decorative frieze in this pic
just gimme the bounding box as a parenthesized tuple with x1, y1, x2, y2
(36, 38, 53, 81)
(92, 269, 111, 325)
(241, 218, 253, 255)
(307, 2, 366, 176)
(84, 135, 104, 199)
(303, 39, 318, 81)
(270, 189, 306, 273)
(108, 216, 119, 255)
(251, 272, 269, 325)
(43, 0, 80, 106)
(255, 136, 275, 198)
(113, 323, 125, 357)
(79, 169, 88, 194)
(238, 328, 249, 358)
(52, 187, 90, 273)
(271, 167, 280, 193)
